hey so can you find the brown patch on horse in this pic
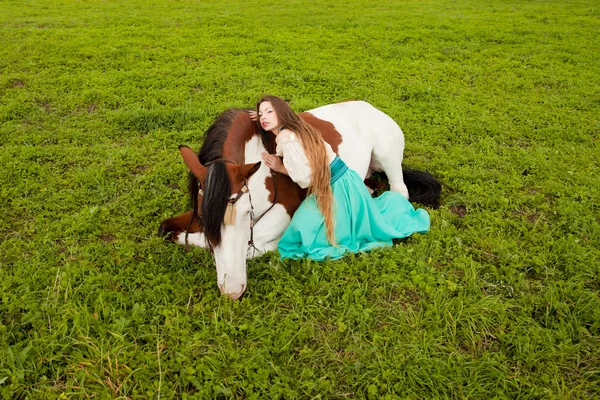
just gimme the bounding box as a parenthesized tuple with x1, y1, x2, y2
(264, 173, 305, 217)
(158, 210, 202, 240)
(223, 111, 260, 162)
(299, 112, 343, 154)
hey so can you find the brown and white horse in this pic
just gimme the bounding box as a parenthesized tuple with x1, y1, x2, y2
(159, 101, 441, 299)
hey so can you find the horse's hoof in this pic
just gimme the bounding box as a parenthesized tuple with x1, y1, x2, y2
(157, 223, 172, 239)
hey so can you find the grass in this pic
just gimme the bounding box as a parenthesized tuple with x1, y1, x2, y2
(1, 0, 599, 398)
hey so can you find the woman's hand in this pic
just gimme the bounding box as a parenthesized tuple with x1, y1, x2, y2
(261, 152, 286, 174)
(248, 110, 258, 121)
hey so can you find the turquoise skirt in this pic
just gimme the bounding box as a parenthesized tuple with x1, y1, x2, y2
(278, 157, 430, 260)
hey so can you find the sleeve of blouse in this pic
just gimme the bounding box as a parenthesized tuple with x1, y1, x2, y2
(278, 140, 312, 188)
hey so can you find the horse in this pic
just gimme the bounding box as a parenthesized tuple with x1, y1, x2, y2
(158, 101, 441, 300)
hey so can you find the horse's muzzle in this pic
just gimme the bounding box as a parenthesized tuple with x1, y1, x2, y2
(219, 283, 247, 300)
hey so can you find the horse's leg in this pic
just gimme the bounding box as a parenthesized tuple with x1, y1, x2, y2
(370, 128, 442, 206)
(246, 206, 291, 259)
(369, 116, 410, 198)
(158, 211, 209, 249)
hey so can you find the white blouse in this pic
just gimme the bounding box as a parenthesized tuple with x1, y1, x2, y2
(275, 132, 337, 189)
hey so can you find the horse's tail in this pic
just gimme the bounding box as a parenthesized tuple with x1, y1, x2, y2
(403, 169, 442, 209)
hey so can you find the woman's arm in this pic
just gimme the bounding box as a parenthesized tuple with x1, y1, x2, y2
(268, 139, 312, 189)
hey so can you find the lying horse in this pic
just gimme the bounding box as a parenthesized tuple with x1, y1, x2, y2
(159, 101, 441, 299)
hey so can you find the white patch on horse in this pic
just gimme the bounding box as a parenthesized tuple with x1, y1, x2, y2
(244, 134, 265, 164)
(175, 232, 208, 248)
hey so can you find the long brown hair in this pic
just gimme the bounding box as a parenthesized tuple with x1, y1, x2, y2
(257, 95, 336, 245)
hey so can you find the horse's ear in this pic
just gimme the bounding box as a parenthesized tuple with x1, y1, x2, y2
(236, 162, 262, 180)
(179, 145, 207, 181)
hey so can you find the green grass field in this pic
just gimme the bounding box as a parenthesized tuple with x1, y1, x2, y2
(1, 0, 599, 398)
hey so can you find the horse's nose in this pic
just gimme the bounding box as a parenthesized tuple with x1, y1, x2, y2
(218, 283, 247, 300)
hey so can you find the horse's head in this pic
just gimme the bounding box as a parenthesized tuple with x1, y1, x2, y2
(179, 146, 261, 300)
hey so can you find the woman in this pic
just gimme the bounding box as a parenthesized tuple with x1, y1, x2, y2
(251, 95, 430, 260)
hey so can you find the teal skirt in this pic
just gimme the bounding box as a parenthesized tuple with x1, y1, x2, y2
(278, 157, 430, 260)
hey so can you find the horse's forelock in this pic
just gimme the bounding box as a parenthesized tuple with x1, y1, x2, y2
(200, 161, 231, 247)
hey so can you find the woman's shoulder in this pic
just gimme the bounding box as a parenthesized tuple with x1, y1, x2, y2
(277, 129, 296, 141)
(275, 129, 307, 157)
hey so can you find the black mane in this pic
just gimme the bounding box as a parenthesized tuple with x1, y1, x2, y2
(188, 108, 247, 246)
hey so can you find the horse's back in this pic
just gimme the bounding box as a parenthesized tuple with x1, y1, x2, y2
(305, 101, 405, 187)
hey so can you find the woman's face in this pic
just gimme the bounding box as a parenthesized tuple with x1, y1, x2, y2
(258, 101, 280, 132)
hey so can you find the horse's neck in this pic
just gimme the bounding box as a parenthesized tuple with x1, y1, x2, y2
(218, 112, 259, 163)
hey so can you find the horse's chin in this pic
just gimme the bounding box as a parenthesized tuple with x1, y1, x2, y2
(218, 283, 247, 300)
